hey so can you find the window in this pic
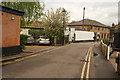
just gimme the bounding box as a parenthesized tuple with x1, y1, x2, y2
(104, 28, 106, 31)
(90, 26, 92, 30)
(102, 28, 104, 31)
(98, 27, 100, 30)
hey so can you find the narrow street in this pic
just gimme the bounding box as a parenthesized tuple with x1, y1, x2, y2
(1, 1, 120, 80)
(2, 42, 118, 79)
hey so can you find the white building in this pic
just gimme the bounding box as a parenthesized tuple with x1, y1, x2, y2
(20, 28, 29, 35)
(20, 27, 44, 36)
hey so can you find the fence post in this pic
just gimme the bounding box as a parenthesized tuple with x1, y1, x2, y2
(104, 45, 106, 56)
(105, 44, 108, 58)
(117, 53, 120, 75)
(107, 46, 110, 60)
(54, 36, 57, 46)
(101, 41, 103, 54)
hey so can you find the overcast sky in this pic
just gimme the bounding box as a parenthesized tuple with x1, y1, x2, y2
(44, 0, 120, 26)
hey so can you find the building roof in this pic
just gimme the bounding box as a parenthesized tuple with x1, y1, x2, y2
(68, 19, 108, 28)
(0, 5, 24, 16)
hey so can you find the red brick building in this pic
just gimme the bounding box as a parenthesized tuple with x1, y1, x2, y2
(0, 5, 24, 56)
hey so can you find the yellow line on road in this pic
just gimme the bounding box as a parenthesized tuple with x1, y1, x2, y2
(80, 47, 91, 79)
(1, 44, 71, 66)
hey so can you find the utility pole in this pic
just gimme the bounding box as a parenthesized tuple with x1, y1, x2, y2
(62, 8, 66, 45)
(83, 7, 85, 26)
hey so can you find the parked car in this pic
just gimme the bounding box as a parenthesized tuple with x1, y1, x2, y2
(35, 36, 50, 45)
(26, 36, 35, 45)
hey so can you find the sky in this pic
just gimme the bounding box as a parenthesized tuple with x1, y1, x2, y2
(1, 0, 119, 26)
(44, 0, 120, 26)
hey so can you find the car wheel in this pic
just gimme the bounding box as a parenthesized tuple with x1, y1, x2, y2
(47, 44, 50, 46)
(33, 44, 35, 46)
(38, 43, 41, 46)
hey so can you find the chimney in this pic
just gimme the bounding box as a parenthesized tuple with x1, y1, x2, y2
(112, 23, 115, 27)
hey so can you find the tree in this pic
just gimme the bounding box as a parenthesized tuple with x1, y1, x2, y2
(1, 1, 44, 27)
(29, 29, 44, 39)
(41, 8, 70, 37)
(41, 8, 70, 44)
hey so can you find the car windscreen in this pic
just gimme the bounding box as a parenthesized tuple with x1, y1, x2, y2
(28, 36, 34, 39)
(40, 37, 49, 39)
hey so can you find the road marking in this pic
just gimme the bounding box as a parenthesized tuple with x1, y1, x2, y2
(80, 47, 92, 80)
(1, 44, 71, 66)
(86, 47, 92, 79)
(80, 47, 90, 79)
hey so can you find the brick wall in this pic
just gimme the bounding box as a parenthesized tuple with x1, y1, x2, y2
(0, 11, 20, 47)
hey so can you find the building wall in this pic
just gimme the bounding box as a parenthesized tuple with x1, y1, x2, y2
(20, 29, 30, 35)
(0, 11, 20, 47)
(0, 11, 2, 47)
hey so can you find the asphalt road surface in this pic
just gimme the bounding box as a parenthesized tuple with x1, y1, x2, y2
(2, 42, 119, 79)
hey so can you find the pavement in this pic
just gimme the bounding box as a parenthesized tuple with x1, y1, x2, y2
(90, 42, 119, 78)
(109, 51, 119, 72)
(1, 46, 55, 63)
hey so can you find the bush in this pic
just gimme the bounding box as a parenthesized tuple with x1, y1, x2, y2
(103, 38, 110, 45)
(29, 29, 44, 39)
(64, 35, 69, 44)
(20, 34, 28, 52)
(118, 32, 120, 37)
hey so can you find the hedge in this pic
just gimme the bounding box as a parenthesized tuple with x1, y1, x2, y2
(20, 34, 28, 52)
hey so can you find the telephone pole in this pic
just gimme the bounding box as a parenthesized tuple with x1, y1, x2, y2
(83, 7, 85, 26)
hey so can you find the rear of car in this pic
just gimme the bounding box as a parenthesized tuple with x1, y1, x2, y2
(26, 36, 35, 45)
(36, 36, 50, 45)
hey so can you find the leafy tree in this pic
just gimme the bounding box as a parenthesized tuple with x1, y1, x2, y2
(41, 8, 70, 38)
(29, 29, 44, 39)
(1, 1, 44, 27)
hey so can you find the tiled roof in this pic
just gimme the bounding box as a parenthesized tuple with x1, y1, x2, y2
(68, 19, 107, 28)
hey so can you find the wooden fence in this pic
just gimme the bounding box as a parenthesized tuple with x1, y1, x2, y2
(100, 40, 110, 60)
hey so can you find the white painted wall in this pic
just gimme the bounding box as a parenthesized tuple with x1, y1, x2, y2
(20, 29, 30, 35)
(64, 27, 75, 42)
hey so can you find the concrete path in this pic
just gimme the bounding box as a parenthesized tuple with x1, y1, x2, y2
(90, 43, 119, 78)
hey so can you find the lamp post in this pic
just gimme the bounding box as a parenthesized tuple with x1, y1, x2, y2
(62, 8, 66, 45)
